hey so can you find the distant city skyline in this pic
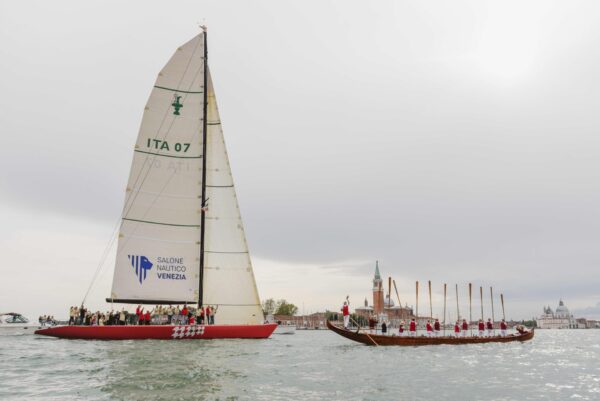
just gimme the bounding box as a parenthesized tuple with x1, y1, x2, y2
(1, 1, 600, 320)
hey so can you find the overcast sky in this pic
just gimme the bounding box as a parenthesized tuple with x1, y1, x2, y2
(1, 1, 599, 320)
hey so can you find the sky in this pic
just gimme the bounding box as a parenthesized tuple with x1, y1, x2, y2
(1, 1, 599, 321)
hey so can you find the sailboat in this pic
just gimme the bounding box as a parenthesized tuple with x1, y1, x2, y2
(36, 29, 277, 340)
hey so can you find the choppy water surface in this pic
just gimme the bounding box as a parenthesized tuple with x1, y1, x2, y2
(1, 329, 599, 401)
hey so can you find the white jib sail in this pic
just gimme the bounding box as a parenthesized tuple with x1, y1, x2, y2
(202, 69, 264, 325)
(110, 34, 205, 303)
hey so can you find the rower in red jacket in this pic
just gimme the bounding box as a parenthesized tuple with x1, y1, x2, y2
(426, 320, 433, 337)
(399, 321, 405, 336)
(434, 319, 441, 336)
(500, 319, 508, 336)
(486, 318, 494, 336)
(461, 319, 469, 337)
(454, 321, 460, 337)
(478, 319, 485, 336)
(409, 318, 417, 337)
(144, 310, 151, 325)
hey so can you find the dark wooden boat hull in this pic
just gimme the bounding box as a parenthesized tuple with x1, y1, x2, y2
(327, 320, 534, 346)
(35, 323, 277, 340)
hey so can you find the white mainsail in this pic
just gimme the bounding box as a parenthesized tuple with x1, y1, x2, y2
(109, 33, 263, 324)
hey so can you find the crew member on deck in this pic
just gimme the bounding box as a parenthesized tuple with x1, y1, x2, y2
(399, 320, 405, 336)
(478, 319, 485, 336)
(454, 321, 460, 337)
(486, 318, 494, 336)
(144, 310, 151, 325)
(462, 319, 468, 337)
(500, 319, 508, 336)
(434, 318, 441, 336)
(341, 301, 350, 329)
(409, 318, 417, 337)
(381, 321, 387, 335)
(426, 320, 433, 337)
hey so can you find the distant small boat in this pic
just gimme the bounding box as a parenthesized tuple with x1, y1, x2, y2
(327, 320, 534, 346)
(0, 313, 44, 334)
(274, 322, 296, 335)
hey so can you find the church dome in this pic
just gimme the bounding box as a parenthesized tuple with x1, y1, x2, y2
(384, 295, 395, 307)
(555, 300, 570, 318)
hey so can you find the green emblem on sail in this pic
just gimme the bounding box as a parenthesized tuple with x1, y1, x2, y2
(171, 95, 183, 115)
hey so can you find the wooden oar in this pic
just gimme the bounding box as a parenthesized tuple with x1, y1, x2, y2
(479, 286, 484, 321)
(443, 283, 447, 336)
(393, 280, 402, 307)
(416, 281, 419, 320)
(349, 315, 378, 346)
(490, 286, 495, 334)
(455, 284, 460, 322)
(501, 293, 506, 320)
(469, 282, 473, 336)
(428, 280, 433, 320)
(388, 277, 392, 308)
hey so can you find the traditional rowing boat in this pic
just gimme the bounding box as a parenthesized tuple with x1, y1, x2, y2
(326, 320, 534, 346)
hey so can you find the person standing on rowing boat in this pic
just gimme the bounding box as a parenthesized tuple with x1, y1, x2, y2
(426, 320, 433, 337)
(454, 321, 460, 337)
(462, 319, 468, 337)
(500, 319, 507, 336)
(399, 320, 405, 336)
(409, 318, 417, 337)
(478, 319, 485, 336)
(486, 318, 494, 336)
(434, 318, 441, 336)
(341, 301, 350, 329)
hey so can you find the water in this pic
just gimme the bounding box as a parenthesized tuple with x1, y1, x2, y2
(1, 329, 599, 401)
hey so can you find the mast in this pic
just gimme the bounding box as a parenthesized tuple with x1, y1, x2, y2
(198, 26, 209, 309)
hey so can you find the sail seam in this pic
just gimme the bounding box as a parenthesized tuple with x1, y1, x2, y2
(206, 185, 233, 188)
(123, 218, 200, 228)
(134, 149, 203, 159)
(207, 122, 221, 125)
(153, 85, 203, 94)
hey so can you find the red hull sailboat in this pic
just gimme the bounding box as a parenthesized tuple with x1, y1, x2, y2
(36, 28, 275, 340)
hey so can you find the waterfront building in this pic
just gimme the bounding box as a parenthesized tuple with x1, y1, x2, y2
(355, 262, 413, 326)
(536, 300, 577, 329)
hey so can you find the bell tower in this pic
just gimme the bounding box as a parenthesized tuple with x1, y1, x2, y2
(372, 261, 384, 315)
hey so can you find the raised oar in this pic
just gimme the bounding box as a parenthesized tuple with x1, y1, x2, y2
(443, 283, 447, 336)
(388, 277, 392, 308)
(490, 286, 495, 335)
(469, 283, 473, 336)
(455, 284, 460, 323)
(501, 293, 506, 321)
(428, 280, 433, 320)
(415, 281, 419, 321)
(393, 280, 402, 307)
(480, 286, 484, 321)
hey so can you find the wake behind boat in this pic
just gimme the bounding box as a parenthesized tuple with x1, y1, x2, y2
(36, 28, 276, 340)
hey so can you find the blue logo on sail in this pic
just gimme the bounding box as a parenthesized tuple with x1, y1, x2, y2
(128, 255, 153, 284)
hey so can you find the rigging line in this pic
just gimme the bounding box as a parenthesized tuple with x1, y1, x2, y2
(81, 38, 204, 302)
(81, 218, 121, 305)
